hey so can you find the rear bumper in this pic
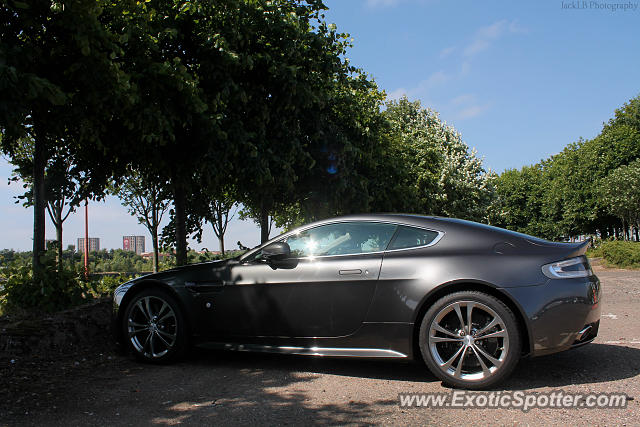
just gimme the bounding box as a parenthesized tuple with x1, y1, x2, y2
(503, 274, 601, 357)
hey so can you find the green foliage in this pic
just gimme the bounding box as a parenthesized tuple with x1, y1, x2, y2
(491, 95, 640, 239)
(0, 248, 150, 313)
(488, 164, 551, 237)
(586, 243, 604, 258)
(0, 251, 85, 313)
(0, 249, 31, 267)
(187, 250, 244, 264)
(3, 0, 639, 291)
(597, 159, 640, 238)
(88, 274, 133, 296)
(86, 249, 154, 273)
(599, 241, 640, 269)
(1, 0, 137, 274)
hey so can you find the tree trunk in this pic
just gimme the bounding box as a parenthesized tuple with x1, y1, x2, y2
(173, 184, 188, 266)
(151, 202, 160, 273)
(635, 224, 639, 242)
(32, 136, 47, 278)
(55, 219, 63, 269)
(260, 201, 270, 244)
(217, 215, 225, 255)
(219, 235, 225, 256)
(152, 229, 159, 273)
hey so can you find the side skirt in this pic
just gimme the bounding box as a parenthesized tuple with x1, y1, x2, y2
(197, 342, 408, 358)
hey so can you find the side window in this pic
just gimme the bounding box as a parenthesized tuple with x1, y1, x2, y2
(285, 222, 397, 257)
(388, 225, 440, 250)
(243, 249, 263, 263)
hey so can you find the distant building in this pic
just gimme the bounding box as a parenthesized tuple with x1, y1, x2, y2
(123, 235, 145, 255)
(77, 237, 100, 252)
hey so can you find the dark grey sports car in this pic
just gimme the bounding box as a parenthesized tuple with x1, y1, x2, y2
(113, 214, 601, 389)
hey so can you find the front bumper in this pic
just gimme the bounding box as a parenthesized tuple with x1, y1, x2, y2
(503, 274, 601, 357)
(111, 282, 135, 346)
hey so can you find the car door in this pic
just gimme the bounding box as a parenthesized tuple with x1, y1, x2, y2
(204, 221, 397, 338)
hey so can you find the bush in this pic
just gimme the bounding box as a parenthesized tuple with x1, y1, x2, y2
(586, 243, 604, 258)
(600, 240, 640, 269)
(0, 250, 140, 314)
(0, 252, 86, 313)
(88, 274, 134, 296)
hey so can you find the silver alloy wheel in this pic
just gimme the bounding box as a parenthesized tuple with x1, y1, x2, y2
(127, 295, 178, 359)
(428, 300, 509, 381)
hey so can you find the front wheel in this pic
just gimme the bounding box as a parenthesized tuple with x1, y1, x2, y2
(419, 291, 521, 389)
(122, 288, 187, 363)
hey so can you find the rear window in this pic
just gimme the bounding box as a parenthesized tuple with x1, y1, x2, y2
(388, 226, 440, 250)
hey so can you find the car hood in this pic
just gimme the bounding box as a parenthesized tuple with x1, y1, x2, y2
(128, 258, 235, 286)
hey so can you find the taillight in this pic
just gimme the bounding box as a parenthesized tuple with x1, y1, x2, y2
(542, 256, 593, 279)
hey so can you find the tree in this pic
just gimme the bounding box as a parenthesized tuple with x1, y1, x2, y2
(104, 0, 242, 265)
(230, 1, 354, 243)
(204, 190, 237, 256)
(1, 0, 132, 276)
(115, 171, 170, 273)
(487, 165, 546, 236)
(597, 160, 640, 241)
(9, 136, 81, 268)
(383, 96, 493, 220)
(303, 71, 392, 219)
(491, 95, 640, 240)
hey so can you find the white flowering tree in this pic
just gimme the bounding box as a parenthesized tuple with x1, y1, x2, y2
(384, 96, 493, 221)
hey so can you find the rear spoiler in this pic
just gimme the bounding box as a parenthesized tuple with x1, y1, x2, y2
(524, 237, 591, 258)
(566, 239, 591, 257)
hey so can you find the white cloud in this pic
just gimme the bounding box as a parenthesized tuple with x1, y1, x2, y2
(456, 104, 490, 120)
(509, 20, 528, 34)
(463, 38, 490, 57)
(387, 87, 408, 101)
(450, 94, 476, 106)
(386, 70, 450, 102)
(439, 46, 455, 58)
(460, 61, 471, 76)
(366, 0, 403, 8)
(447, 94, 491, 121)
(421, 70, 450, 88)
(463, 19, 526, 58)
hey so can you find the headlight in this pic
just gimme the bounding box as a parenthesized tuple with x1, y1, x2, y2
(542, 256, 593, 279)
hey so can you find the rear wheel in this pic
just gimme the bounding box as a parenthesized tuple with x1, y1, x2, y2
(419, 291, 521, 389)
(122, 289, 187, 363)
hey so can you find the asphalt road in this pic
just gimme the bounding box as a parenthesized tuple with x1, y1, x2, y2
(3, 268, 639, 426)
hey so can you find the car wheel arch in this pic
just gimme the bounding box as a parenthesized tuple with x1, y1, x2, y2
(411, 280, 532, 361)
(118, 280, 192, 338)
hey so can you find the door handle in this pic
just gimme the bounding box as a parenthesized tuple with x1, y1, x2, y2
(339, 269, 362, 276)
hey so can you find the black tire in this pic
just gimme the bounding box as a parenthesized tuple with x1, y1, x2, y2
(419, 291, 521, 389)
(122, 288, 187, 363)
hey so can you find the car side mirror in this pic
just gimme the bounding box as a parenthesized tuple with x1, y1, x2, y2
(262, 242, 290, 261)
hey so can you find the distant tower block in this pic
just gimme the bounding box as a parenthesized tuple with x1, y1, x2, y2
(123, 235, 146, 255)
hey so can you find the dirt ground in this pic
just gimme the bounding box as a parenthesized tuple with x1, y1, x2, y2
(1, 267, 639, 426)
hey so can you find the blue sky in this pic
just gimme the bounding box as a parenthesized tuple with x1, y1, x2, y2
(1, 0, 639, 251)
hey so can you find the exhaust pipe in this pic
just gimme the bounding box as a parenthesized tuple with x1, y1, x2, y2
(577, 325, 592, 341)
